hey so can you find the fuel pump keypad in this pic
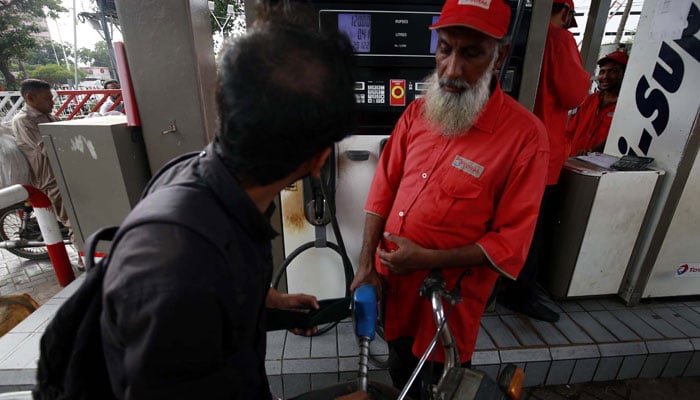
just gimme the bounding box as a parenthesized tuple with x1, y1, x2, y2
(367, 84, 386, 104)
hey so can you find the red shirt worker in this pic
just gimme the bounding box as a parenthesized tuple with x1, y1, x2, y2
(568, 50, 628, 156)
(350, 0, 549, 398)
(533, 0, 590, 184)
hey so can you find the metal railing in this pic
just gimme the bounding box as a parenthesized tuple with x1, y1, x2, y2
(0, 89, 123, 124)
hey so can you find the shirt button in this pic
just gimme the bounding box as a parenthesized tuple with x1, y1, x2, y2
(398, 211, 405, 217)
(421, 172, 428, 179)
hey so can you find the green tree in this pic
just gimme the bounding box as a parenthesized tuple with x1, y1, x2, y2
(23, 40, 72, 67)
(209, 0, 246, 37)
(0, 0, 66, 89)
(78, 41, 112, 67)
(29, 64, 86, 86)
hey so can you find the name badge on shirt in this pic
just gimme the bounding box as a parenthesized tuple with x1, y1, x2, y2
(452, 155, 484, 178)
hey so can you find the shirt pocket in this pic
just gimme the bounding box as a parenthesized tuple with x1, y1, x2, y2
(435, 167, 484, 226)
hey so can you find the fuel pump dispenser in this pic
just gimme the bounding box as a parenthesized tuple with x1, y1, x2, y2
(279, 0, 445, 300)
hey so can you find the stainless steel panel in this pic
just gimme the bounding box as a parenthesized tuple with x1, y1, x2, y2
(114, 0, 217, 173)
(40, 116, 150, 250)
(546, 167, 599, 298)
(517, 0, 552, 110)
(547, 160, 662, 298)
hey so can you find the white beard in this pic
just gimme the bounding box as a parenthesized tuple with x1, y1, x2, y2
(423, 53, 498, 137)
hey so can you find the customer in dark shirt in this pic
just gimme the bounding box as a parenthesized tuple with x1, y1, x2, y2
(100, 9, 364, 400)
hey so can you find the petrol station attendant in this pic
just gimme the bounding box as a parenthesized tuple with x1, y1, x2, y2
(350, 0, 549, 397)
(533, 0, 590, 184)
(568, 50, 628, 156)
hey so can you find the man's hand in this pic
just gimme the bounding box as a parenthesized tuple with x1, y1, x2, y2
(352, 212, 386, 295)
(350, 264, 383, 294)
(376, 232, 429, 274)
(266, 288, 319, 336)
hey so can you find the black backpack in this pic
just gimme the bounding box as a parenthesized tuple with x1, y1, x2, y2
(33, 224, 119, 400)
(33, 152, 207, 400)
(32, 178, 229, 399)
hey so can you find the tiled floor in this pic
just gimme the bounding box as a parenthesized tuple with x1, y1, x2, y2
(265, 298, 700, 399)
(266, 319, 393, 398)
(0, 248, 82, 305)
(0, 248, 83, 391)
(1, 247, 699, 398)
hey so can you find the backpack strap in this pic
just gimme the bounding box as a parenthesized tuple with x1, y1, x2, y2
(84, 226, 119, 272)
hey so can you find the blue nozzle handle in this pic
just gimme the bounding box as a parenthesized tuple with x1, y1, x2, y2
(354, 284, 377, 340)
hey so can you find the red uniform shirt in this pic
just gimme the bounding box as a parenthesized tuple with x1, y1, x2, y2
(365, 83, 548, 362)
(567, 91, 616, 156)
(534, 23, 590, 185)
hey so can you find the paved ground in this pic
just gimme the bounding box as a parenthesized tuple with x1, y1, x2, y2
(0, 248, 82, 305)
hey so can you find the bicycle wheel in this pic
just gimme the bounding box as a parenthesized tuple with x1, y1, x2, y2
(0, 204, 51, 260)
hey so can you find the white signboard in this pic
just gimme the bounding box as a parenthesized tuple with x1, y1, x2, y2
(608, 0, 700, 300)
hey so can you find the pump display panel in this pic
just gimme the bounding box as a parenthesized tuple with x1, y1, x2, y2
(319, 8, 441, 131)
(321, 11, 439, 57)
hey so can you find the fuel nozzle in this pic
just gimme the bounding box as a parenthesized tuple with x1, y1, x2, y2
(303, 176, 332, 226)
(353, 284, 377, 392)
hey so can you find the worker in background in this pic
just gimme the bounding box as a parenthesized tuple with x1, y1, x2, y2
(568, 50, 628, 156)
(499, 0, 590, 323)
(350, 0, 549, 398)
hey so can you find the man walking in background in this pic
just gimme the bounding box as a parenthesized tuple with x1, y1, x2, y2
(12, 79, 71, 233)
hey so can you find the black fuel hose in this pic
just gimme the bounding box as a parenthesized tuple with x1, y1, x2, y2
(271, 166, 354, 336)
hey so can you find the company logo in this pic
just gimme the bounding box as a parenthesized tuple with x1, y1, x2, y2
(452, 155, 484, 178)
(675, 263, 700, 278)
(459, 0, 491, 10)
(617, 3, 700, 157)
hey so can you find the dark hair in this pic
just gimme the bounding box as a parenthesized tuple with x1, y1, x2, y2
(214, 12, 357, 186)
(103, 79, 119, 88)
(20, 79, 51, 98)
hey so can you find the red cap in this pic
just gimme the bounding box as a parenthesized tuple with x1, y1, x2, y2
(554, 0, 575, 7)
(598, 50, 628, 66)
(553, 0, 578, 28)
(429, 0, 512, 39)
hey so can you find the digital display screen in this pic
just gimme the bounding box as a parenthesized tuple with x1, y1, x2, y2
(429, 15, 439, 54)
(324, 10, 439, 58)
(338, 13, 371, 53)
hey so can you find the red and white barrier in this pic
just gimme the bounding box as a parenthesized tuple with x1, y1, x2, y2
(0, 184, 75, 286)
